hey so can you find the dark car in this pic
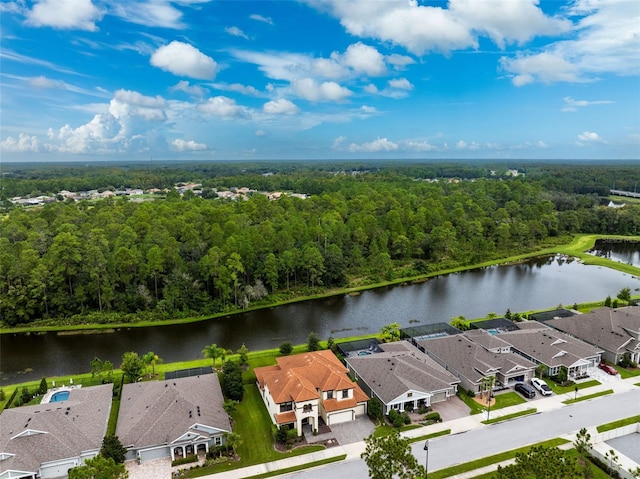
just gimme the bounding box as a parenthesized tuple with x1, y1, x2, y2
(598, 362, 618, 375)
(515, 382, 536, 399)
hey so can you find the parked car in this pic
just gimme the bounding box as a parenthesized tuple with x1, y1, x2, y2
(598, 362, 618, 375)
(515, 382, 536, 399)
(530, 377, 552, 396)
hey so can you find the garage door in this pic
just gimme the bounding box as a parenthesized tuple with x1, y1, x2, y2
(431, 391, 447, 403)
(328, 410, 353, 425)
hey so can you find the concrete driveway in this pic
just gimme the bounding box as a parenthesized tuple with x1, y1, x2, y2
(307, 416, 376, 446)
(430, 395, 471, 421)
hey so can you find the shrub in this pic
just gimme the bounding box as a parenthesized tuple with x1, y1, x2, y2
(279, 342, 293, 355)
(171, 455, 199, 467)
(424, 412, 441, 423)
(387, 409, 406, 427)
(466, 389, 476, 398)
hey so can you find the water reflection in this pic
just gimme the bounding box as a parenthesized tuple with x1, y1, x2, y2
(1, 253, 639, 383)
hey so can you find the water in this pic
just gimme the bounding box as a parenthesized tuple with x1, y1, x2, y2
(590, 240, 640, 268)
(2, 254, 638, 384)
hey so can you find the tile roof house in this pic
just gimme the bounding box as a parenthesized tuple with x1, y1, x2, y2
(116, 374, 230, 463)
(0, 384, 113, 479)
(417, 331, 537, 394)
(498, 321, 603, 378)
(546, 306, 640, 365)
(345, 341, 460, 415)
(254, 350, 369, 436)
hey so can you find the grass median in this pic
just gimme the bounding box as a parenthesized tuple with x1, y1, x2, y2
(563, 389, 613, 404)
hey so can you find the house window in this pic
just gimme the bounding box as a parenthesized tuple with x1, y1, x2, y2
(214, 436, 222, 446)
(341, 389, 349, 399)
(326, 390, 333, 399)
(280, 402, 293, 412)
(407, 392, 413, 398)
(303, 404, 312, 413)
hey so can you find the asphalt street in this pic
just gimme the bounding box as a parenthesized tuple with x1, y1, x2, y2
(281, 388, 640, 479)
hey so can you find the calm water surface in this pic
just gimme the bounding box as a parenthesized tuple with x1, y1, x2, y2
(2, 254, 639, 383)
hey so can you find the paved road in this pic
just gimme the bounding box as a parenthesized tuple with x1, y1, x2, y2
(281, 389, 640, 479)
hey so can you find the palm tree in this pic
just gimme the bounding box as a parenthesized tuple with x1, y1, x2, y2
(202, 343, 224, 369)
(143, 351, 162, 377)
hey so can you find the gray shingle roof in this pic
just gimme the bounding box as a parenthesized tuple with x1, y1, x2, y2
(499, 321, 603, 367)
(346, 341, 459, 404)
(546, 306, 640, 356)
(419, 334, 536, 385)
(116, 374, 230, 450)
(0, 384, 113, 477)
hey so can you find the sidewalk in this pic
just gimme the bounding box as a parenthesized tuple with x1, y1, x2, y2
(203, 376, 639, 479)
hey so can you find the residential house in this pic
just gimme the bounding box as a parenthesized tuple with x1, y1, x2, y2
(0, 384, 113, 479)
(345, 341, 460, 415)
(417, 331, 537, 394)
(116, 374, 230, 463)
(546, 306, 640, 365)
(499, 321, 603, 378)
(254, 350, 369, 436)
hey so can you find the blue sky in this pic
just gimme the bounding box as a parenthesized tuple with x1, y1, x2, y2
(1, 0, 639, 162)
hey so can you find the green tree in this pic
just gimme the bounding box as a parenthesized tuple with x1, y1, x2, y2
(361, 429, 425, 479)
(367, 397, 384, 422)
(236, 343, 249, 366)
(279, 342, 293, 355)
(617, 287, 632, 305)
(496, 446, 581, 479)
(264, 252, 278, 293)
(223, 431, 242, 456)
(142, 351, 162, 377)
(450, 315, 470, 331)
(307, 331, 321, 352)
(222, 360, 244, 401)
(202, 343, 225, 369)
(380, 322, 401, 343)
(38, 377, 48, 395)
(69, 455, 128, 479)
(120, 352, 144, 383)
(100, 435, 127, 464)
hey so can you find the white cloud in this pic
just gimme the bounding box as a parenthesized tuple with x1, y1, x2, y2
(405, 139, 437, 151)
(333, 136, 346, 148)
(309, 0, 568, 56)
(561, 96, 614, 112)
(226, 26, 249, 39)
(255, 129, 266, 137)
(172, 138, 207, 151)
(501, 1, 640, 85)
(360, 105, 377, 113)
(25, 0, 103, 31)
(110, 1, 184, 29)
(210, 82, 264, 97)
(364, 84, 379, 94)
(388, 78, 413, 90)
(199, 96, 247, 118)
(577, 131, 606, 145)
(263, 98, 299, 115)
(1, 133, 41, 152)
(170, 80, 206, 97)
(340, 42, 386, 76)
(386, 53, 416, 70)
(456, 140, 467, 149)
(151, 41, 217, 80)
(290, 78, 352, 102)
(110, 89, 167, 121)
(250, 14, 273, 25)
(348, 137, 398, 152)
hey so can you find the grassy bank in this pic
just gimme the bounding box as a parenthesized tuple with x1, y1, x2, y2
(2, 234, 638, 335)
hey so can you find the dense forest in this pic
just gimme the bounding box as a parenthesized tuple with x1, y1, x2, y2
(1, 161, 639, 327)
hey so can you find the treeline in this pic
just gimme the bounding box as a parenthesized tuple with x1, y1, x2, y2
(1, 165, 639, 327)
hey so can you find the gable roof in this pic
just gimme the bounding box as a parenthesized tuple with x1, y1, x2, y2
(0, 384, 113, 477)
(499, 321, 603, 367)
(546, 306, 640, 355)
(346, 341, 460, 404)
(419, 334, 536, 385)
(116, 374, 230, 450)
(254, 350, 368, 404)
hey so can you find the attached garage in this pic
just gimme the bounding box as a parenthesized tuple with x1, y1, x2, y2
(430, 391, 448, 403)
(327, 410, 353, 425)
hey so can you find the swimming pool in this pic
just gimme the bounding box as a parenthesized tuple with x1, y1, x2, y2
(50, 391, 70, 402)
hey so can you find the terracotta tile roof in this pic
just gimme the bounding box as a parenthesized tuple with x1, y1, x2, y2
(275, 411, 297, 425)
(254, 350, 368, 406)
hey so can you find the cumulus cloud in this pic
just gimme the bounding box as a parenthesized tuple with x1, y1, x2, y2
(501, 1, 640, 85)
(1, 133, 41, 152)
(170, 80, 206, 97)
(290, 78, 352, 102)
(333, 136, 346, 149)
(388, 78, 413, 90)
(309, 0, 568, 55)
(226, 26, 249, 39)
(263, 98, 299, 115)
(340, 42, 386, 76)
(255, 129, 266, 137)
(577, 131, 606, 145)
(250, 13, 273, 25)
(151, 41, 217, 80)
(562, 96, 613, 112)
(172, 138, 207, 151)
(24, 0, 103, 31)
(405, 139, 437, 151)
(211, 82, 263, 97)
(348, 137, 398, 152)
(199, 96, 247, 118)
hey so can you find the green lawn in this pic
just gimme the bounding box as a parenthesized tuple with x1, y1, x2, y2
(482, 408, 536, 425)
(614, 365, 640, 379)
(563, 389, 613, 405)
(546, 379, 600, 395)
(596, 415, 640, 433)
(458, 391, 526, 416)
